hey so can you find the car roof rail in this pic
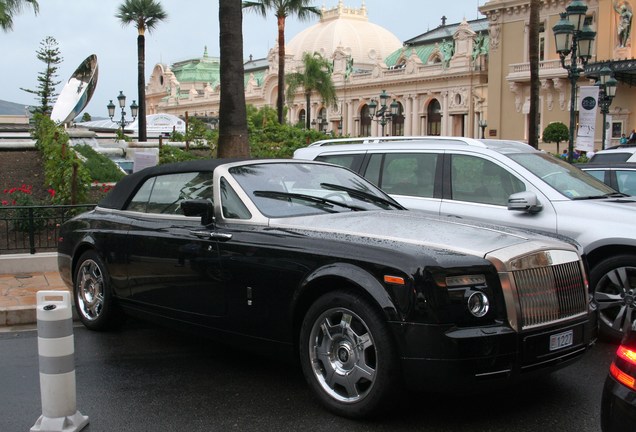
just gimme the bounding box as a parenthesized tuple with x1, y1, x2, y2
(306, 135, 502, 148)
(309, 136, 434, 147)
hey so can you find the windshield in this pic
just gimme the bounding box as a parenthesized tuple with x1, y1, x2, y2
(229, 162, 402, 217)
(509, 152, 617, 199)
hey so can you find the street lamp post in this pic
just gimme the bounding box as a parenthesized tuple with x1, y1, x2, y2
(552, 0, 596, 163)
(107, 91, 138, 136)
(369, 90, 399, 136)
(597, 66, 617, 150)
(479, 119, 487, 139)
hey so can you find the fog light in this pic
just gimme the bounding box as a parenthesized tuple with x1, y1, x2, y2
(468, 291, 490, 317)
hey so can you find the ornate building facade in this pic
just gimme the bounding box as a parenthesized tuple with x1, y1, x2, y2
(480, 0, 636, 149)
(146, 1, 490, 139)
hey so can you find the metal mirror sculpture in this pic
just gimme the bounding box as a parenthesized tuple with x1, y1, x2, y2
(50, 54, 99, 124)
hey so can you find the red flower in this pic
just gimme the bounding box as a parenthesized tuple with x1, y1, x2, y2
(48, 189, 56, 198)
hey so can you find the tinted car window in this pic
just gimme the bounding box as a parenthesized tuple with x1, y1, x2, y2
(585, 170, 605, 183)
(450, 155, 525, 206)
(315, 154, 364, 171)
(126, 172, 214, 214)
(590, 153, 632, 163)
(220, 177, 252, 219)
(366, 153, 438, 198)
(618, 170, 636, 195)
(509, 153, 615, 198)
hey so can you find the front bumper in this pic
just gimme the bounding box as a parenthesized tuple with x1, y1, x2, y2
(390, 317, 592, 391)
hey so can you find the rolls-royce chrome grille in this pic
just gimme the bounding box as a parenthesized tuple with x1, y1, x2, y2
(512, 260, 588, 330)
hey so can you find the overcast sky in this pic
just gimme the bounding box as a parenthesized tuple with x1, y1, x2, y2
(1, 0, 486, 116)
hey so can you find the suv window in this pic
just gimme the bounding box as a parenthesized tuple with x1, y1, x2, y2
(451, 155, 525, 206)
(590, 153, 632, 163)
(365, 153, 438, 198)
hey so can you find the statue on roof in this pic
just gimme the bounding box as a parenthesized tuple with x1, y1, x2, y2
(439, 39, 454, 68)
(614, 1, 633, 48)
(472, 33, 487, 65)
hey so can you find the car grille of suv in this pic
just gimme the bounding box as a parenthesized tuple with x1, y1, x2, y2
(513, 260, 588, 330)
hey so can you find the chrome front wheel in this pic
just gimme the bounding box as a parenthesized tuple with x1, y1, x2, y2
(299, 290, 399, 418)
(309, 307, 376, 403)
(74, 250, 118, 331)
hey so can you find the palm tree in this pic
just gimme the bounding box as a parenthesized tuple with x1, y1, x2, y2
(218, 0, 249, 157)
(115, 0, 167, 142)
(528, 0, 540, 149)
(286, 52, 337, 130)
(0, 0, 39, 31)
(243, 0, 321, 124)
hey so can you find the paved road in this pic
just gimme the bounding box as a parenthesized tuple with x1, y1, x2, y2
(0, 320, 618, 432)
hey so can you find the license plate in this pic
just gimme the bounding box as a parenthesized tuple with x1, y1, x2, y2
(549, 329, 573, 351)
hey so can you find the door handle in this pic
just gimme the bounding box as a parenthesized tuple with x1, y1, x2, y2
(189, 230, 233, 241)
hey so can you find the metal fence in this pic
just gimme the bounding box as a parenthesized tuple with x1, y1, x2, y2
(0, 204, 95, 254)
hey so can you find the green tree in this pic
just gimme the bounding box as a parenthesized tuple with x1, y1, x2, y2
(0, 0, 38, 31)
(218, 0, 249, 157)
(543, 122, 569, 155)
(243, 0, 321, 124)
(116, 0, 167, 142)
(81, 112, 92, 122)
(286, 52, 337, 130)
(20, 36, 62, 117)
(528, 0, 540, 148)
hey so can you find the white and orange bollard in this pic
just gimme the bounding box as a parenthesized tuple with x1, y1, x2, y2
(31, 291, 89, 432)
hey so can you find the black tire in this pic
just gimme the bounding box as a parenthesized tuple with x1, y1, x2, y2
(299, 290, 400, 418)
(590, 254, 636, 342)
(74, 250, 120, 331)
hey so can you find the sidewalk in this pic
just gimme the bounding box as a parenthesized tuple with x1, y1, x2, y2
(0, 253, 70, 328)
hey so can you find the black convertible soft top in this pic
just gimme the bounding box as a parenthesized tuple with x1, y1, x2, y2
(98, 158, 244, 210)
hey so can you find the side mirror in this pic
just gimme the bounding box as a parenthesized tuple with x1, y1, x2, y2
(507, 191, 543, 214)
(181, 199, 214, 225)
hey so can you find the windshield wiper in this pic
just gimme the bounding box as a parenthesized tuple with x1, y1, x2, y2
(253, 190, 365, 212)
(320, 183, 406, 210)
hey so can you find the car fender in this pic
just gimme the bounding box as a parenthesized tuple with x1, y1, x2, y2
(294, 262, 401, 322)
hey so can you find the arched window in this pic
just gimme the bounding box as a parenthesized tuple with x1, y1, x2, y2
(427, 99, 441, 136)
(298, 109, 306, 127)
(391, 102, 405, 136)
(361, 105, 372, 137)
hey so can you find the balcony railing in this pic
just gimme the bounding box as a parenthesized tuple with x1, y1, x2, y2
(0, 204, 95, 254)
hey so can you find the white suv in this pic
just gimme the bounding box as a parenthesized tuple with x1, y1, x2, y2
(295, 136, 636, 340)
(590, 146, 636, 163)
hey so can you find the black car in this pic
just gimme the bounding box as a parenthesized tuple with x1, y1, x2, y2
(58, 159, 593, 418)
(601, 323, 636, 431)
(580, 162, 636, 195)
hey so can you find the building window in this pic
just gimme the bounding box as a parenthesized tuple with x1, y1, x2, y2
(427, 99, 441, 136)
(361, 105, 372, 136)
(391, 102, 405, 136)
(299, 109, 306, 126)
(539, 22, 545, 61)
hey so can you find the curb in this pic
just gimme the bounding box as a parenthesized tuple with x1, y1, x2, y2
(0, 305, 37, 329)
(1, 253, 67, 329)
(0, 252, 58, 274)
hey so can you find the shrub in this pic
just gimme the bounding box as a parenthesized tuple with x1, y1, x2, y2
(73, 145, 125, 183)
(31, 114, 91, 204)
(543, 122, 569, 155)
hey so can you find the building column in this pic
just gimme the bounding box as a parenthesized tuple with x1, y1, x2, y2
(405, 96, 413, 136)
(441, 91, 449, 136)
(347, 101, 354, 136)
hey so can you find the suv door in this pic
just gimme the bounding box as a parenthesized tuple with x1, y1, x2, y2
(439, 152, 559, 233)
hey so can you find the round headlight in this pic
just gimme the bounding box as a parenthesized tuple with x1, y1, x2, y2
(467, 291, 490, 318)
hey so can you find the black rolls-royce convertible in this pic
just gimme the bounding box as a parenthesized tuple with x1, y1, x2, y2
(58, 159, 593, 418)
